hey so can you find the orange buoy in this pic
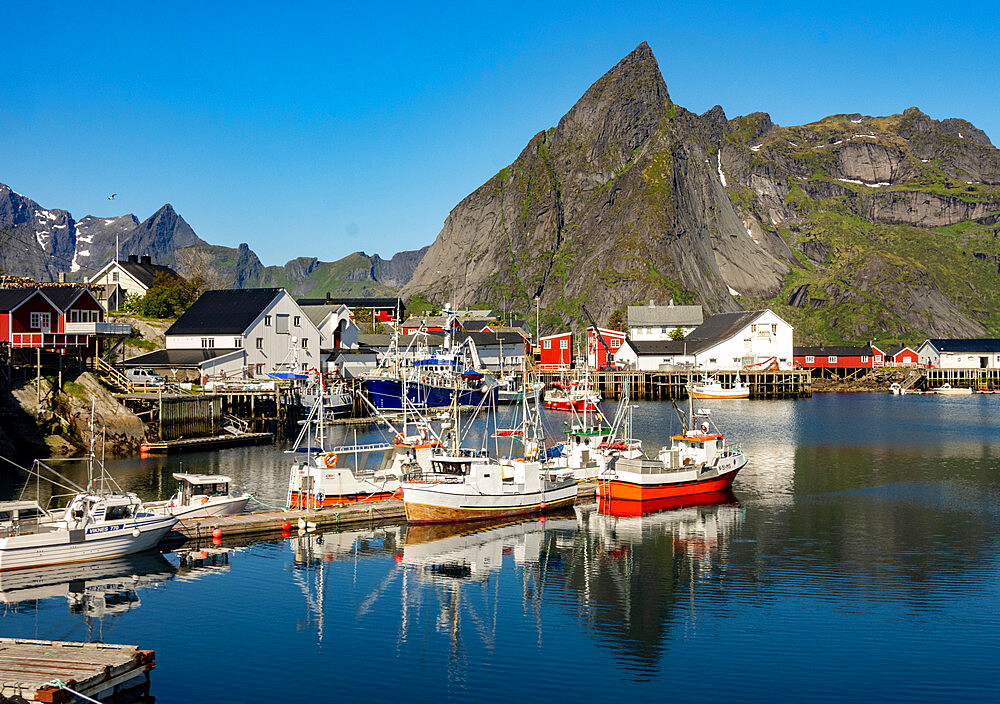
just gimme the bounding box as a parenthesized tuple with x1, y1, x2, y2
(281, 520, 291, 531)
(212, 528, 222, 539)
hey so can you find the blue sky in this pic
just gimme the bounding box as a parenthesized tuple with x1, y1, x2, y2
(3, 1, 997, 266)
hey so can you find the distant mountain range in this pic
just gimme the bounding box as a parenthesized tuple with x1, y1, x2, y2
(403, 42, 1000, 343)
(0, 183, 427, 297)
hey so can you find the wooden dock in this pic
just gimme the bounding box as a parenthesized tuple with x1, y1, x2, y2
(140, 431, 272, 455)
(171, 482, 600, 541)
(0, 638, 154, 703)
(538, 369, 811, 399)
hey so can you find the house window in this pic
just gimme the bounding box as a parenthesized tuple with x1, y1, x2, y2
(771, 324, 777, 334)
(201, 338, 215, 348)
(112, 271, 119, 283)
(30, 312, 50, 330)
(294, 316, 300, 327)
(861, 356, 869, 363)
(828, 355, 837, 363)
(543, 340, 551, 349)
(805, 356, 814, 363)
(709, 358, 717, 363)
(875, 355, 882, 362)
(256, 337, 263, 349)
(559, 339, 568, 350)
(301, 338, 308, 348)
(610, 338, 621, 348)
(276, 314, 289, 334)
(265, 315, 272, 326)
(234, 338, 243, 348)
(751, 325, 756, 332)
(734, 357, 741, 363)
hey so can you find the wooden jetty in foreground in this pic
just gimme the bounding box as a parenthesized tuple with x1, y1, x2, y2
(140, 431, 272, 455)
(538, 369, 811, 399)
(0, 638, 154, 703)
(172, 482, 600, 541)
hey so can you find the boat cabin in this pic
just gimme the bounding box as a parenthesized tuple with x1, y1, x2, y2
(665, 431, 724, 468)
(0, 501, 48, 537)
(172, 473, 232, 505)
(63, 493, 146, 524)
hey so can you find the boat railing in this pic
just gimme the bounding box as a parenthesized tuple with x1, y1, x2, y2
(325, 442, 395, 455)
(401, 471, 467, 484)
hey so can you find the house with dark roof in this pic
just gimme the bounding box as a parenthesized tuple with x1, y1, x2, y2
(294, 295, 405, 324)
(627, 301, 704, 340)
(614, 309, 793, 371)
(87, 255, 182, 311)
(1, 286, 129, 357)
(917, 339, 1000, 369)
(299, 304, 359, 350)
(793, 345, 886, 374)
(125, 288, 321, 381)
(884, 344, 920, 367)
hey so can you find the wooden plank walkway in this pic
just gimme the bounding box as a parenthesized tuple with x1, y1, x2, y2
(172, 482, 600, 541)
(140, 431, 272, 455)
(0, 638, 154, 703)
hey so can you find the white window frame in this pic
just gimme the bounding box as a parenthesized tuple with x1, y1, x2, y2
(543, 340, 551, 350)
(256, 337, 263, 349)
(610, 338, 621, 348)
(30, 312, 50, 330)
(559, 339, 568, 350)
(201, 338, 215, 348)
(828, 355, 837, 363)
(805, 355, 814, 363)
(234, 338, 243, 348)
(294, 316, 301, 327)
(265, 315, 272, 326)
(861, 356, 869, 363)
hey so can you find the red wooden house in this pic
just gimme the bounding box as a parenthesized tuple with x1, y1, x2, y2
(885, 344, 920, 367)
(539, 331, 572, 370)
(794, 344, 885, 374)
(586, 327, 626, 369)
(1, 287, 128, 357)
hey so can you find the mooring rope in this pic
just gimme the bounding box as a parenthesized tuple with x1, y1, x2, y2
(46, 679, 103, 704)
(247, 494, 289, 512)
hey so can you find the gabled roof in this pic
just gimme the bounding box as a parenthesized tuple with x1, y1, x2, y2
(118, 260, 180, 288)
(299, 304, 342, 328)
(400, 315, 459, 329)
(484, 325, 530, 340)
(924, 338, 1000, 354)
(460, 319, 494, 332)
(36, 286, 95, 312)
(454, 331, 527, 347)
(167, 288, 282, 336)
(794, 345, 874, 357)
(0, 289, 43, 312)
(124, 348, 241, 367)
(885, 344, 916, 358)
(539, 331, 572, 340)
(628, 303, 703, 327)
(622, 310, 778, 357)
(621, 339, 689, 355)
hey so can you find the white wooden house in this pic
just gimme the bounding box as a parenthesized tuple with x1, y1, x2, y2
(627, 301, 704, 341)
(917, 339, 1000, 369)
(615, 309, 793, 371)
(87, 255, 182, 311)
(124, 288, 321, 381)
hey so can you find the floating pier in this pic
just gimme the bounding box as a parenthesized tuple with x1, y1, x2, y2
(0, 638, 154, 703)
(140, 431, 273, 455)
(538, 369, 811, 399)
(172, 482, 600, 541)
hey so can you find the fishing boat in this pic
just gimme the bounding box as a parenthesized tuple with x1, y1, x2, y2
(286, 386, 443, 508)
(364, 322, 499, 411)
(497, 375, 544, 405)
(690, 373, 750, 399)
(299, 373, 353, 418)
(145, 473, 250, 519)
(544, 379, 600, 412)
(399, 391, 578, 524)
(0, 490, 176, 573)
(597, 391, 747, 503)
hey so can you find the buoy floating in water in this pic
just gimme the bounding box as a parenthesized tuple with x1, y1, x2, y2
(281, 520, 291, 531)
(212, 528, 222, 539)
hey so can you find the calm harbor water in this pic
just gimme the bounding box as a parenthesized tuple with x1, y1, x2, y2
(2, 393, 999, 702)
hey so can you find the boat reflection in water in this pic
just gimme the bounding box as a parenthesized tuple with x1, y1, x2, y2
(0, 550, 176, 636)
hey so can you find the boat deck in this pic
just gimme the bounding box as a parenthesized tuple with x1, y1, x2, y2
(0, 638, 154, 703)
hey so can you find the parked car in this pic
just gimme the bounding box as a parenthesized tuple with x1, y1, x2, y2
(125, 367, 165, 386)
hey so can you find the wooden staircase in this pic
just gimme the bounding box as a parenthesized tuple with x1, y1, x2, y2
(92, 356, 134, 393)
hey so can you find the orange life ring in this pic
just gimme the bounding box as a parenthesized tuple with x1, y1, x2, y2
(324, 453, 338, 467)
(201, 496, 210, 504)
(394, 433, 404, 445)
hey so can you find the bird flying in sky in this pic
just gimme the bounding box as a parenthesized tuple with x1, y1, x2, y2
(108, 193, 117, 200)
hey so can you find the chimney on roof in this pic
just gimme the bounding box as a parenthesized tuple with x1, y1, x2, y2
(127, 254, 139, 264)
(326, 291, 331, 302)
(58, 272, 66, 283)
(140, 255, 151, 265)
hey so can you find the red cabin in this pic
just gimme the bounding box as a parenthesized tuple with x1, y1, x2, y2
(586, 327, 626, 369)
(886, 345, 920, 367)
(0, 287, 121, 357)
(794, 345, 885, 373)
(539, 332, 572, 370)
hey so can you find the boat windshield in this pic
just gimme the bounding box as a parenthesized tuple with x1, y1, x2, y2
(431, 459, 472, 475)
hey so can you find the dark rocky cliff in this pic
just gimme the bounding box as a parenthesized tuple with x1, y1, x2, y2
(404, 43, 1000, 342)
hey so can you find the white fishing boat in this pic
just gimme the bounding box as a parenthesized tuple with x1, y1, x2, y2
(0, 494, 176, 573)
(299, 372, 353, 418)
(145, 474, 250, 520)
(400, 395, 577, 524)
(0, 432, 178, 572)
(690, 372, 750, 399)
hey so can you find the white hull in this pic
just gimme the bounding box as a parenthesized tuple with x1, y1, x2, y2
(401, 479, 578, 523)
(147, 495, 251, 520)
(0, 516, 177, 572)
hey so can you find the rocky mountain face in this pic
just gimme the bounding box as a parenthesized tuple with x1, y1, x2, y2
(0, 182, 426, 297)
(404, 42, 1000, 342)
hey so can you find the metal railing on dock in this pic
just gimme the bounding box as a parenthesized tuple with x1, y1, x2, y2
(537, 369, 811, 399)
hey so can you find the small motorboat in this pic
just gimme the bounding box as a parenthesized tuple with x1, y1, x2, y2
(544, 379, 601, 412)
(931, 383, 973, 395)
(690, 373, 750, 399)
(146, 474, 250, 520)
